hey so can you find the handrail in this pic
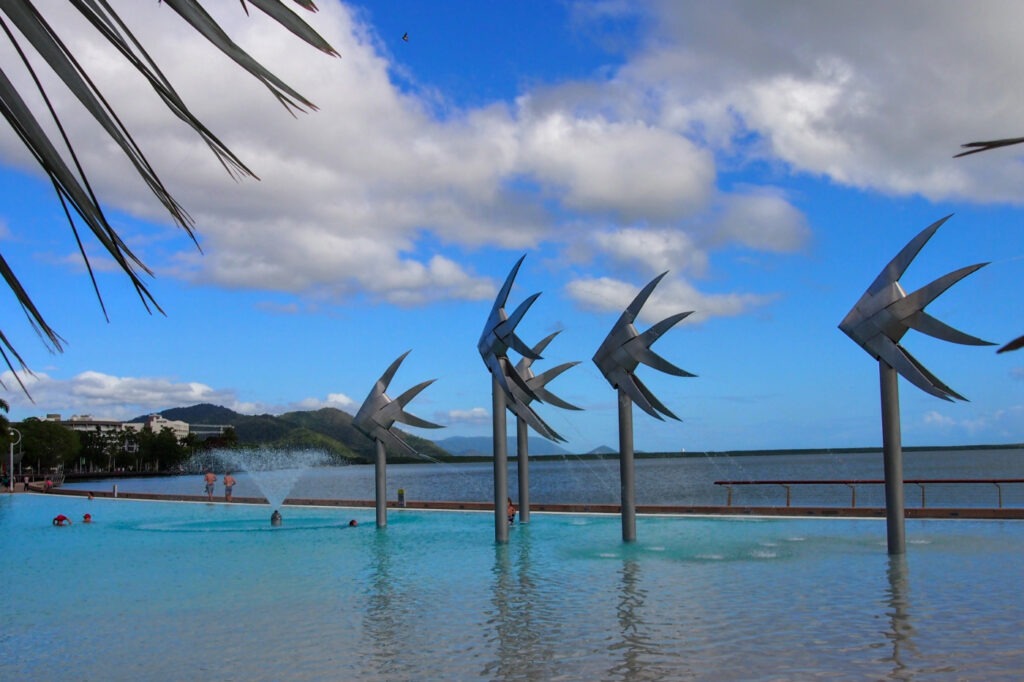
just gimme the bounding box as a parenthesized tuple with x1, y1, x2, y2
(713, 479, 1024, 509)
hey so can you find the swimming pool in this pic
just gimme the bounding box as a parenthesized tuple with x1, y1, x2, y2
(2, 494, 1021, 680)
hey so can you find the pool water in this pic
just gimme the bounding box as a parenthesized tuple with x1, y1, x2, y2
(1, 494, 1021, 680)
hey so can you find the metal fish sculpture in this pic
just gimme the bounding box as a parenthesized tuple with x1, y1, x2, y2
(592, 272, 695, 420)
(838, 214, 995, 400)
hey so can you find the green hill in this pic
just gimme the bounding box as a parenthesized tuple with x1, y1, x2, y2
(151, 404, 454, 464)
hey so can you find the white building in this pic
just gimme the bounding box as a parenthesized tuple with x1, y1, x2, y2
(123, 414, 190, 441)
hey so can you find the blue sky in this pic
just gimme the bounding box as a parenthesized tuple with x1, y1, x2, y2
(0, 1, 1022, 454)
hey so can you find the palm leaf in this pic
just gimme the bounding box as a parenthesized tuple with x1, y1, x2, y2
(0, 0, 337, 395)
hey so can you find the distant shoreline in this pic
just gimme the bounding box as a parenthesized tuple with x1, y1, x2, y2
(450, 442, 1024, 463)
(59, 442, 1024, 481)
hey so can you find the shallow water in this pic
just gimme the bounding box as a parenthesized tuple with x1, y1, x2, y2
(64, 448, 1024, 509)
(2, 494, 1022, 680)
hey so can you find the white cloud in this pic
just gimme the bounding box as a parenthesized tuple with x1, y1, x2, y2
(517, 107, 715, 220)
(920, 405, 1024, 438)
(626, 1, 1024, 202)
(2, 370, 243, 420)
(444, 407, 489, 424)
(922, 410, 956, 428)
(593, 228, 709, 276)
(3, 0, 1019, 320)
(566, 275, 774, 324)
(713, 189, 811, 253)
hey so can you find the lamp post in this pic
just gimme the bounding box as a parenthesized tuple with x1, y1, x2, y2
(9, 428, 21, 492)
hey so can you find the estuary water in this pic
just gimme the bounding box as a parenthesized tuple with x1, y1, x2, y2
(63, 447, 1024, 509)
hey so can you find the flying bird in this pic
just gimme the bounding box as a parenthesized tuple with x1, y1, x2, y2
(353, 351, 443, 457)
(592, 272, 695, 421)
(402, 32, 409, 42)
(838, 215, 995, 400)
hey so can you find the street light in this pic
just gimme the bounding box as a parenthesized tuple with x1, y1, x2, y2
(8, 428, 21, 493)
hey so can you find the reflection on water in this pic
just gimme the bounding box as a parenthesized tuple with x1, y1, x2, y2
(1, 496, 1022, 680)
(484, 529, 562, 680)
(607, 559, 682, 681)
(883, 556, 916, 681)
(362, 530, 416, 681)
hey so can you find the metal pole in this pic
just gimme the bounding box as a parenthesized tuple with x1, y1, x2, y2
(492, 375, 509, 544)
(618, 389, 636, 542)
(516, 416, 530, 524)
(8, 429, 19, 493)
(879, 361, 906, 555)
(374, 438, 387, 528)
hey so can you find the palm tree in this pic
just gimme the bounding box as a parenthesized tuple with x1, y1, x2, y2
(0, 1, 337, 390)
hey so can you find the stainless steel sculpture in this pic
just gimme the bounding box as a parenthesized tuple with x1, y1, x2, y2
(478, 255, 558, 542)
(998, 335, 1024, 353)
(955, 137, 1023, 353)
(354, 351, 443, 527)
(593, 272, 695, 542)
(839, 214, 994, 554)
(512, 331, 581, 523)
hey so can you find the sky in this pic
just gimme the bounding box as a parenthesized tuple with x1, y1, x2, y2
(0, 0, 1022, 454)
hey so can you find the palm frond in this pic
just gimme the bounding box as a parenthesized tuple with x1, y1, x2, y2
(0, 0, 337, 396)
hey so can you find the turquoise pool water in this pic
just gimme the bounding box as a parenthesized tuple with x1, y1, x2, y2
(2, 494, 1022, 680)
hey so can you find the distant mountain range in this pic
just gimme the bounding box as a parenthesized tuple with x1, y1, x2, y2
(139, 403, 451, 464)
(137, 404, 613, 463)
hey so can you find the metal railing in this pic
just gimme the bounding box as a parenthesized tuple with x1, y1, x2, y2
(713, 479, 1024, 509)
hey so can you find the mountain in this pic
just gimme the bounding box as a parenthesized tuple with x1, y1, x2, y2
(588, 445, 616, 455)
(142, 404, 454, 464)
(434, 435, 572, 457)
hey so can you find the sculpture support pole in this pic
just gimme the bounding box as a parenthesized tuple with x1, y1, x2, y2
(618, 389, 636, 542)
(516, 416, 530, 524)
(879, 362, 906, 555)
(492, 375, 509, 544)
(374, 438, 387, 528)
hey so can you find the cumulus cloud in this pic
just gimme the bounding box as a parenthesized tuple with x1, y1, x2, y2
(443, 407, 490, 425)
(566, 275, 774, 324)
(3, 0, 1018, 326)
(1, 370, 246, 420)
(290, 393, 356, 411)
(626, 1, 1024, 202)
(713, 189, 811, 253)
(920, 405, 1024, 438)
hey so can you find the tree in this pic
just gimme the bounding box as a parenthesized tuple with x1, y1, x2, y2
(0, 2, 337, 390)
(17, 417, 79, 471)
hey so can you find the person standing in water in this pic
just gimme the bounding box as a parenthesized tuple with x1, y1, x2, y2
(203, 470, 216, 501)
(223, 472, 236, 502)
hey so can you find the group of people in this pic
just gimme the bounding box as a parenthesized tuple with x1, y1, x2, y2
(52, 513, 91, 526)
(204, 470, 236, 502)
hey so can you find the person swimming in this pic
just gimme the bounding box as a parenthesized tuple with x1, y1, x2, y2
(270, 510, 282, 526)
(52, 514, 72, 526)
